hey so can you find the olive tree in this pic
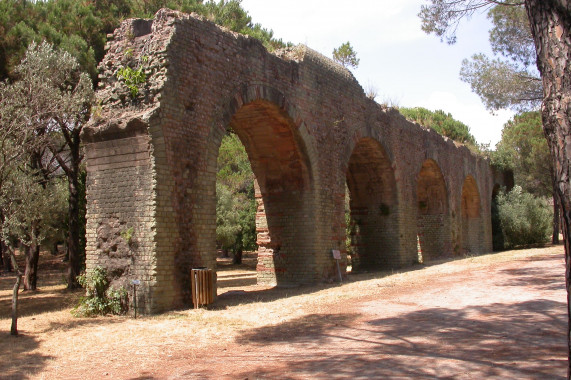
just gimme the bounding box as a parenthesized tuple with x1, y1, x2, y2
(0, 78, 44, 334)
(1, 41, 93, 289)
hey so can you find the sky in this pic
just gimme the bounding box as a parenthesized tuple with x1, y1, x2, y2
(240, 0, 515, 147)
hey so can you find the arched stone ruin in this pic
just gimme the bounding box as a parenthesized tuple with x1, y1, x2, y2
(83, 9, 510, 313)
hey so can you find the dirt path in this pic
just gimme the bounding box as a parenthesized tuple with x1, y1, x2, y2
(158, 248, 566, 379)
(2, 246, 567, 379)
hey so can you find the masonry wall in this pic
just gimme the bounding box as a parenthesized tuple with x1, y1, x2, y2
(83, 9, 498, 313)
(84, 132, 157, 314)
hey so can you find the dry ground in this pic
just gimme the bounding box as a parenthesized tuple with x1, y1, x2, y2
(0, 246, 566, 379)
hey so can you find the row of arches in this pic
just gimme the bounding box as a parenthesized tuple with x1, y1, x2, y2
(346, 139, 483, 272)
(211, 96, 486, 284)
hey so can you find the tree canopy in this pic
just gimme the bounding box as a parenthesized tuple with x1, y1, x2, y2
(493, 111, 551, 196)
(419, 0, 525, 45)
(399, 107, 477, 146)
(492, 111, 558, 244)
(332, 41, 360, 69)
(0, 41, 93, 288)
(458, 4, 542, 111)
(0, 0, 289, 82)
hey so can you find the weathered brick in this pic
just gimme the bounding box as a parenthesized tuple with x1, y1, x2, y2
(82, 9, 510, 314)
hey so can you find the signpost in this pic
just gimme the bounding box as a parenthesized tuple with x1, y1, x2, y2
(331, 249, 343, 283)
(131, 280, 140, 318)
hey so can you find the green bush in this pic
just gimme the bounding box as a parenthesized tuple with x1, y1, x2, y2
(73, 266, 127, 317)
(116, 65, 146, 98)
(496, 186, 552, 248)
(399, 107, 477, 147)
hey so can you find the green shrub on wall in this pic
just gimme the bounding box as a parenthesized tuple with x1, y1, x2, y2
(73, 266, 127, 317)
(496, 186, 552, 249)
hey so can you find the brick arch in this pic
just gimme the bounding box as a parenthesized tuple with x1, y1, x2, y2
(461, 175, 483, 254)
(417, 159, 448, 215)
(346, 137, 400, 271)
(83, 11, 500, 313)
(222, 84, 313, 191)
(230, 99, 309, 193)
(416, 159, 451, 261)
(204, 86, 316, 286)
(462, 175, 481, 218)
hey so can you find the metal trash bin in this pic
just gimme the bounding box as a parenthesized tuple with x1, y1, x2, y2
(191, 267, 214, 308)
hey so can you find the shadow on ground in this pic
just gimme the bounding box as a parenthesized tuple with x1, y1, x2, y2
(0, 332, 52, 379)
(213, 265, 428, 310)
(0, 252, 127, 379)
(0, 288, 83, 318)
(1, 315, 128, 379)
(499, 253, 564, 291)
(0, 252, 80, 318)
(213, 299, 566, 379)
(187, 249, 567, 379)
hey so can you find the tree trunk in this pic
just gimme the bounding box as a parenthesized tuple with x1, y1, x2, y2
(67, 169, 81, 288)
(66, 131, 83, 289)
(11, 271, 22, 335)
(51, 241, 59, 256)
(233, 249, 243, 265)
(23, 239, 40, 291)
(554, 171, 561, 244)
(1, 240, 12, 272)
(8, 246, 21, 336)
(554, 193, 561, 245)
(524, 0, 571, 374)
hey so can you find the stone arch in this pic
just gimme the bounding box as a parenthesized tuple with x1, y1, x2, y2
(83, 11, 501, 313)
(345, 137, 399, 271)
(416, 159, 450, 261)
(199, 85, 315, 287)
(461, 175, 482, 254)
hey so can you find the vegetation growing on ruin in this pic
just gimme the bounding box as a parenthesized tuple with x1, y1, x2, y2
(399, 107, 477, 147)
(332, 41, 360, 69)
(74, 266, 127, 317)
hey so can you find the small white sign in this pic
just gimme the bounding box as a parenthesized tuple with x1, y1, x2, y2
(332, 249, 341, 260)
(131, 280, 141, 285)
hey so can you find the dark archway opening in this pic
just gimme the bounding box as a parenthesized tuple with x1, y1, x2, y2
(461, 176, 482, 255)
(221, 99, 312, 286)
(345, 138, 398, 271)
(416, 159, 450, 262)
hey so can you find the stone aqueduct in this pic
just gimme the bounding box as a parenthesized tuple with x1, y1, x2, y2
(83, 9, 509, 314)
